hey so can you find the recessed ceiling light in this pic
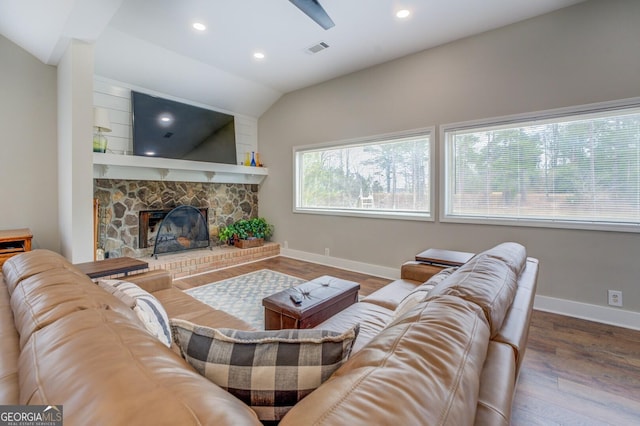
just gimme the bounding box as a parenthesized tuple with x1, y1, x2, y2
(192, 22, 206, 31)
(396, 9, 411, 19)
(158, 113, 173, 125)
(253, 52, 265, 60)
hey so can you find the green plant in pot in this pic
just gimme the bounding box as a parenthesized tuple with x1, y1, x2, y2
(218, 217, 273, 247)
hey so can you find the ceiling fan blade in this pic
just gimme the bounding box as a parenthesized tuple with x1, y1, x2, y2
(289, 0, 335, 30)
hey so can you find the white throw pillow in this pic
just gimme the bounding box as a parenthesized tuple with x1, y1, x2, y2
(98, 279, 172, 347)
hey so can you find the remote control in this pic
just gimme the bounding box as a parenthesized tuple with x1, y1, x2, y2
(290, 293, 303, 304)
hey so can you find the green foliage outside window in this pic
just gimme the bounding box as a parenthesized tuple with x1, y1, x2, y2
(297, 133, 431, 216)
(446, 106, 640, 224)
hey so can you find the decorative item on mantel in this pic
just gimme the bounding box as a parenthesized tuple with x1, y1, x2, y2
(93, 107, 112, 153)
(244, 151, 263, 167)
(218, 217, 273, 249)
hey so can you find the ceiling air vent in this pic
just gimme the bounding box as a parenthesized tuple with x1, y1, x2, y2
(306, 42, 330, 54)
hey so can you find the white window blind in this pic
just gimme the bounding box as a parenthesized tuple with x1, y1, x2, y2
(295, 131, 432, 220)
(444, 104, 640, 229)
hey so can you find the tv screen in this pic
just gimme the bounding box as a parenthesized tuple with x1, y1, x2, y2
(131, 91, 237, 165)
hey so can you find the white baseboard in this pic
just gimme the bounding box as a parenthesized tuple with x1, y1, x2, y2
(534, 295, 640, 331)
(280, 248, 400, 280)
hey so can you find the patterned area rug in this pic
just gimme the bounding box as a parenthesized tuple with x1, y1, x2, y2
(184, 269, 306, 329)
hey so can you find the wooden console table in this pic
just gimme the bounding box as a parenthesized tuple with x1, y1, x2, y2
(415, 248, 474, 267)
(74, 257, 149, 279)
(0, 228, 32, 268)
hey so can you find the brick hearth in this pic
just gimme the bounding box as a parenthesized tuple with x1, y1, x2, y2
(144, 242, 280, 278)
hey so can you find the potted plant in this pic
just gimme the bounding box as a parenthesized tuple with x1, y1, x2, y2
(218, 217, 273, 248)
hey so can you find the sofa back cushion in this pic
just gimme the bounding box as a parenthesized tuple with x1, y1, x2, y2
(10, 268, 140, 349)
(392, 266, 458, 321)
(427, 242, 525, 337)
(0, 276, 20, 404)
(483, 242, 527, 275)
(19, 309, 261, 425)
(279, 295, 490, 426)
(2, 250, 79, 296)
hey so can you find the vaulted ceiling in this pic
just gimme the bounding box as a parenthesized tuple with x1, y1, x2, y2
(0, 0, 585, 116)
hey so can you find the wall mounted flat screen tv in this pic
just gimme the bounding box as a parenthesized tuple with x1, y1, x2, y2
(131, 91, 237, 165)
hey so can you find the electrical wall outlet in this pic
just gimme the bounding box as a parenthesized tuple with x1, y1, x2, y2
(607, 290, 623, 307)
(324, 248, 330, 256)
(283, 240, 288, 249)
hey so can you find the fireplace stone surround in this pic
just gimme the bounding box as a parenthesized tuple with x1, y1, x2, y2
(94, 179, 259, 258)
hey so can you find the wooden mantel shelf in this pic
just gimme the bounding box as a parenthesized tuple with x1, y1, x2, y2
(93, 152, 268, 184)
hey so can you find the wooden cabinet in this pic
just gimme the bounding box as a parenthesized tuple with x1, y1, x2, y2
(0, 228, 32, 268)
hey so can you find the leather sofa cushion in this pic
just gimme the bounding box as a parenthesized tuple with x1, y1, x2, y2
(392, 266, 458, 320)
(361, 278, 420, 311)
(400, 261, 443, 282)
(10, 269, 140, 349)
(484, 242, 527, 276)
(126, 269, 173, 293)
(154, 287, 255, 331)
(19, 308, 261, 426)
(0, 277, 19, 404)
(313, 301, 394, 353)
(428, 243, 525, 338)
(493, 258, 538, 376)
(280, 295, 490, 426)
(474, 341, 516, 426)
(2, 250, 79, 296)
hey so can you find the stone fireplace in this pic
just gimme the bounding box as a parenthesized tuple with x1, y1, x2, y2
(141, 206, 210, 257)
(94, 179, 259, 258)
(138, 207, 209, 250)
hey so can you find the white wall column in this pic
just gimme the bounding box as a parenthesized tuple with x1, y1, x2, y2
(57, 40, 94, 263)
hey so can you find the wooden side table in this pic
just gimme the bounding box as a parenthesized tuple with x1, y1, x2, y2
(74, 257, 149, 279)
(0, 228, 33, 268)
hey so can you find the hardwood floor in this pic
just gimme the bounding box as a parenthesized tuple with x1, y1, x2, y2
(174, 256, 393, 294)
(512, 311, 640, 425)
(175, 257, 640, 425)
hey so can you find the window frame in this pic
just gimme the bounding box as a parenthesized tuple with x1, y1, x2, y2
(440, 97, 640, 233)
(293, 127, 435, 222)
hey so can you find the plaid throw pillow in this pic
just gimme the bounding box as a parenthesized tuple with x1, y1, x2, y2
(171, 319, 359, 421)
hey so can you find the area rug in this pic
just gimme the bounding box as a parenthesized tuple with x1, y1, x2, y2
(184, 269, 306, 329)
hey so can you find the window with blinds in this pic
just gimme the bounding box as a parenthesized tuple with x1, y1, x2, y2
(443, 102, 640, 231)
(294, 130, 433, 220)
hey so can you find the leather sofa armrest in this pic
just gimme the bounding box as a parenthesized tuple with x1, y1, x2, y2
(400, 261, 444, 283)
(126, 270, 173, 293)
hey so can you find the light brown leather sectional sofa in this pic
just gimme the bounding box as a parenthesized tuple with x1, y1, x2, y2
(0, 242, 537, 425)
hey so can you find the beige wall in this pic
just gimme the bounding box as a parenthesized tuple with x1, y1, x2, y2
(258, 0, 640, 315)
(0, 35, 59, 251)
(57, 40, 95, 263)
